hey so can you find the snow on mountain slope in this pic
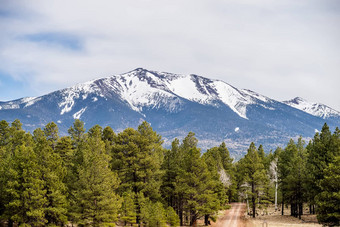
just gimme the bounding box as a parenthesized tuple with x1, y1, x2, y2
(58, 80, 103, 115)
(4, 68, 337, 124)
(1, 68, 340, 154)
(52, 68, 276, 119)
(0, 96, 42, 110)
(283, 97, 340, 119)
(108, 70, 180, 112)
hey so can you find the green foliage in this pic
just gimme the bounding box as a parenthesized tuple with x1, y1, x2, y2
(68, 119, 86, 146)
(176, 145, 220, 225)
(120, 191, 137, 225)
(165, 206, 180, 227)
(315, 139, 340, 226)
(139, 197, 167, 227)
(70, 125, 121, 226)
(111, 122, 164, 224)
(44, 122, 59, 150)
(4, 144, 48, 226)
(33, 127, 68, 225)
(1, 119, 339, 226)
(238, 142, 268, 218)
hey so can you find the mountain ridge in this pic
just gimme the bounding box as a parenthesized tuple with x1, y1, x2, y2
(1, 68, 339, 156)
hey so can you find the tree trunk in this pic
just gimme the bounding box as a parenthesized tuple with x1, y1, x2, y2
(133, 172, 140, 225)
(204, 214, 209, 226)
(252, 183, 256, 218)
(190, 212, 197, 227)
(290, 203, 293, 216)
(8, 220, 13, 227)
(298, 203, 303, 219)
(179, 202, 183, 227)
(275, 181, 278, 211)
(246, 193, 250, 215)
(281, 192, 284, 215)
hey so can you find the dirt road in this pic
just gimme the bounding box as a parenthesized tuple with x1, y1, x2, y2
(214, 203, 246, 227)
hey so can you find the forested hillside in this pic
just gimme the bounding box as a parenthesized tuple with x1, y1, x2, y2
(0, 120, 339, 226)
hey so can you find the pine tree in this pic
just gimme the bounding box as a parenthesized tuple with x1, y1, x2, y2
(55, 136, 74, 168)
(120, 191, 137, 226)
(176, 145, 220, 225)
(68, 119, 86, 147)
(71, 125, 121, 226)
(314, 126, 340, 225)
(111, 122, 164, 225)
(33, 127, 68, 225)
(239, 142, 267, 218)
(3, 143, 48, 226)
(0, 120, 28, 225)
(0, 120, 10, 147)
(0, 145, 8, 217)
(305, 123, 335, 214)
(278, 140, 294, 216)
(139, 198, 167, 227)
(102, 126, 116, 155)
(315, 155, 340, 226)
(165, 206, 180, 227)
(161, 138, 180, 208)
(44, 122, 59, 150)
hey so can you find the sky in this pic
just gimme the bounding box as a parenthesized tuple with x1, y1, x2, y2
(0, 0, 339, 110)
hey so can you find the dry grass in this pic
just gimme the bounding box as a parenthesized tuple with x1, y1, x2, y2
(246, 204, 322, 227)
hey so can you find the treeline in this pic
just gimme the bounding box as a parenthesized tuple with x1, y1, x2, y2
(0, 120, 233, 226)
(234, 123, 340, 226)
(0, 120, 339, 226)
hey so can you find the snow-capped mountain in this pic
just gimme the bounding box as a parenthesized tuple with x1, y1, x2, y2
(0, 68, 339, 156)
(54, 68, 274, 119)
(283, 97, 340, 119)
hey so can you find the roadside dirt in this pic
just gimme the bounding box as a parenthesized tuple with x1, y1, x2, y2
(245, 204, 322, 227)
(212, 203, 247, 227)
(211, 203, 322, 227)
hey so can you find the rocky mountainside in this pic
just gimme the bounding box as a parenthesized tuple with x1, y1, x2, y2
(1, 68, 339, 156)
(283, 97, 340, 119)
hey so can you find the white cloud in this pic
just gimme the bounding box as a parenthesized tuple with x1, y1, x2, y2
(0, 0, 339, 110)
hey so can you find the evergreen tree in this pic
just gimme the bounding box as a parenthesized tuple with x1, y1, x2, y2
(3, 144, 48, 226)
(305, 123, 335, 213)
(68, 119, 86, 147)
(71, 125, 121, 226)
(278, 140, 294, 215)
(165, 206, 180, 227)
(55, 136, 74, 169)
(0, 145, 8, 217)
(44, 122, 59, 150)
(111, 122, 164, 225)
(286, 138, 307, 218)
(175, 146, 220, 225)
(161, 138, 180, 208)
(238, 142, 267, 218)
(139, 198, 167, 227)
(102, 126, 116, 158)
(120, 191, 137, 226)
(0, 120, 10, 147)
(315, 155, 340, 226)
(33, 127, 68, 225)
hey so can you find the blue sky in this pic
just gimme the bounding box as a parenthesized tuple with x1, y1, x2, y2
(0, 0, 339, 110)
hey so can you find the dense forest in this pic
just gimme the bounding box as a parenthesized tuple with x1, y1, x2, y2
(0, 119, 339, 226)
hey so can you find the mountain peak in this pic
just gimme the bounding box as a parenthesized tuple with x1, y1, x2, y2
(1, 68, 339, 154)
(283, 97, 340, 119)
(289, 97, 306, 104)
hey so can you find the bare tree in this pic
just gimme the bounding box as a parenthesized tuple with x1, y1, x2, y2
(269, 158, 278, 211)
